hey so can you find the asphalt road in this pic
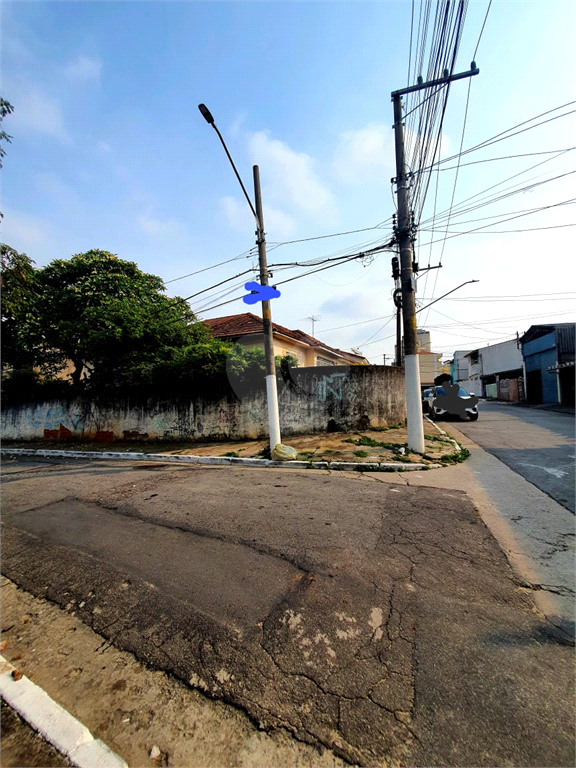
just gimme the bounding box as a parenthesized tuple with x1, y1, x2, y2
(447, 402, 575, 512)
(1, 456, 574, 767)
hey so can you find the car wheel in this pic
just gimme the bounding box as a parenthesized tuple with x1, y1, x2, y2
(428, 408, 436, 420)
(468, 412, 479, 421)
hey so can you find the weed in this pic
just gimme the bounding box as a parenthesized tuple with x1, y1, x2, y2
(354, 450, 370, 458)
(297, 451, 316, 460)
(425, 434, 453, 444)
(355, 435, 380, 447)
(222, 451, 239, 458)
(439, 447, 470, 464)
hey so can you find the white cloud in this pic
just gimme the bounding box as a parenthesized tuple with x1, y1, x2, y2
(0, 207, 57, 260)
(34, 172, 81, 212)
(220, 195, 296, 239)
(10, 90, 70, 143)
(62, 55, 102, 83)
(248, 131, 336, 221)
(136, 215, 188, 238)
(332, 123, 396, 183)
(220, 196, 254, 235)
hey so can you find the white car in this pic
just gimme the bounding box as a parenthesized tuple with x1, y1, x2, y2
(427, 385, 479, 421)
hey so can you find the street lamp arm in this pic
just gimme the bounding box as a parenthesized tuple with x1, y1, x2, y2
(209, 122, 260, 227)
(415, 280, 479, 315)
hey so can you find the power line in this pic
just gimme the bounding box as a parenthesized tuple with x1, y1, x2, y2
(416, 102, 576, 174)
(432, 147, 576, 172)
(267, 220, 392, 248)
(473, 0, 492, 59)
(164, 248, 255, 285)
(417, 193, 576, 246)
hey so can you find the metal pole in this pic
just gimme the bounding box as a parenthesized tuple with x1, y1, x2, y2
(253, 165, 281, 451)
(392, 94, 425, 453)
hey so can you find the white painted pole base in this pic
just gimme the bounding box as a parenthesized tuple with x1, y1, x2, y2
(404, 354, 425, 454)
(265, 374, 281, 450)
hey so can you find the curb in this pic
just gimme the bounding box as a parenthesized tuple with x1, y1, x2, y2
(0, 655, 128, 768)
(1, 447, 442, 472)
(424, 416, 464, 452)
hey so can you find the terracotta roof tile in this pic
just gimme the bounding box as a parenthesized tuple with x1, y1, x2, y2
(203, 312, 363, 362)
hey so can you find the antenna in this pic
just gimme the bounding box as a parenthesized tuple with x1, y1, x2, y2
(303, 315, 320, 336)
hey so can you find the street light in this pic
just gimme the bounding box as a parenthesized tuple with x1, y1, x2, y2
(198, 104, 282, 453)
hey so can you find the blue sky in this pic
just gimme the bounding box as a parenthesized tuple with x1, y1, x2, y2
(2, 0, 575, 364)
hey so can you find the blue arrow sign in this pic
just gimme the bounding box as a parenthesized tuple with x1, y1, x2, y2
(243, 281, 281, 305)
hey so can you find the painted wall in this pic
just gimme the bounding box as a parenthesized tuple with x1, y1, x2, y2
(480, 339, 523, 376)
(1, 365, 406, 442)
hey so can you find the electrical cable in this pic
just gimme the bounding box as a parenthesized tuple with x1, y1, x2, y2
(164, 248, 255, 285)
(416, 102, 576, 174)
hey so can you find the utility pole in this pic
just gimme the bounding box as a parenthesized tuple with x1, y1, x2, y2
(391, 62, 479, 452)
(253, 165, 281, 451)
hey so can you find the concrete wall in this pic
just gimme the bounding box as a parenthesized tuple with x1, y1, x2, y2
(1, 365, 406, 443)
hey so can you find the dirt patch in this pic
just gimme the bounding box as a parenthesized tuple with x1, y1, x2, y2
(161, 424, 460, 466)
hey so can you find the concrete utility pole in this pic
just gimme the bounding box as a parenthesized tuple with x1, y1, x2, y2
(198, 104, 281, 452)
(391, 63, 479, 453)
(253, 165, 281, 450)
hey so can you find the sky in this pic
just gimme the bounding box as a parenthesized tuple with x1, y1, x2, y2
(2, 0, 575, 365)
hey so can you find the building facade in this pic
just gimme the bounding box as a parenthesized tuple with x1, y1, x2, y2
(520, 324, 575, 405)
(204, 313, 369, 367)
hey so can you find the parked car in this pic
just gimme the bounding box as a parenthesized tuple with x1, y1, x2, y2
(421, 388, 433, 413)
(426, 385, 479, 421)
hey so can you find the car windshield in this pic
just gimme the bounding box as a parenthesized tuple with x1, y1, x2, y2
(436, 386, 471, 397)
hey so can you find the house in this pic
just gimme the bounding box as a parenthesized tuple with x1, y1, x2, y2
(203, 312, 369, 367)
(449, 350, 472, 385)
(480, 338, 524, 401)
(520, 323, 575, 405)
(457, 339, 524, 400)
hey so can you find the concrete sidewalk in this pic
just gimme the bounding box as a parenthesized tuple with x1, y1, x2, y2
(1, 448, 574, 767)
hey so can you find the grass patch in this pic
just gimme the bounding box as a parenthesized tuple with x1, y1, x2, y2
(439, 447, 470, 465)
(425, 434, 453, 444)
(354, 450, 370, 458)
(297, 451, 316, 460)
(222, 451, 239, 457)
(354, 435, 381, 447)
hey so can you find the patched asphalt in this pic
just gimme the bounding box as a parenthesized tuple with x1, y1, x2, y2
(2, 458, 575, 766)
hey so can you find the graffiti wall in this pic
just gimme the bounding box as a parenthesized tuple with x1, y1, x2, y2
(1, 366, 405, 442)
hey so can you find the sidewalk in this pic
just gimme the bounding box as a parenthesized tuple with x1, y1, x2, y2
(1, 430, 574, 767)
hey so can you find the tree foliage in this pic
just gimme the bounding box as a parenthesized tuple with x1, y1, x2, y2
(28, 250, 208, 388)
(0, 98, 14, 170)
(1, 244, 39, 372)
(1, 246, 299, 403)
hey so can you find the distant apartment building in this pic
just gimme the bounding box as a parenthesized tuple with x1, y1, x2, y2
(396, 329, 442, 386)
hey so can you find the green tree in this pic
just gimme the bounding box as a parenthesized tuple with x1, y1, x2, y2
(0, 98, 14, 170)
(0, 244, 41, 373)
(31, 249, 207, 388)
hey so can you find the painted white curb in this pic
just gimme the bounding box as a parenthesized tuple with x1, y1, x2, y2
(1, 447, 441, 471)
(0, 655, 127, 768)
(424, 416, 464, 452)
